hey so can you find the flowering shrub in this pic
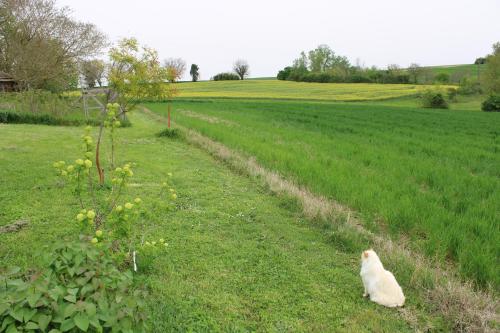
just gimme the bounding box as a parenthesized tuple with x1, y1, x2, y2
(53, 104, 177, 270)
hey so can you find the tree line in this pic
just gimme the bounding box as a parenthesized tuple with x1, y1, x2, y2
(0, 0, 204, 91)
(277, 44, 500, 89)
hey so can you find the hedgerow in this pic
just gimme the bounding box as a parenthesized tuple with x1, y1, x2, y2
(0, 110, 131, 127)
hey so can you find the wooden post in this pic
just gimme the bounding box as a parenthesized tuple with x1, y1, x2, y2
(168, 102, 171, 129)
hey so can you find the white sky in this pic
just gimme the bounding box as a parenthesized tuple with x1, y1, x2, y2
(58, 0, 500, 80)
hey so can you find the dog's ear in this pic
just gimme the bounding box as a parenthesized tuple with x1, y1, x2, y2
(363, 251, 369, 258)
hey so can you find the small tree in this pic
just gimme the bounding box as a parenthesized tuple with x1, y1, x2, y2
(474, 57, 487, 65)
(96, 38, 176, 183)
(164, 58, 186, 82)
(82, 59, 106, 88)
(190, 63, 200, 82)
(233, 59, 249, 80)
(407, 63, 423, 84)
(483, 42, 500, 93)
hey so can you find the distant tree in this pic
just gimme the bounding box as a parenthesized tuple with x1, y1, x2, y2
(0, 0, 107, 91)
(483, 42, 500, 93)
(164, 58, 186, 82)
(421, 67, 435, 84)
(293, 51, 309, 71)
(306, 45, 351, 74)
(189, 64, 200, 82)
(277, 66, 293, 80)
(387, 64, 402, 74)
(233, 59, 249, 80)
(407, 63, 423, 83)
(82, 59, 106, 88)
(308, 45, 336, 72)
(450, 70, 467, 84)
(212, 72, 240, 81)
(474, 57, 487, 65)
(435, 72, 450, 84)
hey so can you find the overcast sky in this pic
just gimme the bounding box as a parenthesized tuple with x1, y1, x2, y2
(58, 0, 500, 80)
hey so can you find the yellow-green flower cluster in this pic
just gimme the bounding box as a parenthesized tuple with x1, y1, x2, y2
(81, 126, 94, 151)
(161, 173, 177, 200)
(91, 229, 104, 244)
(144, 238, 168, 248)
(74, 158, 92, 171)
(112, 163, 133, 185)
(104, 103, 121, 129)
(76, 209, 96, 225)
(53, 160, 81, 177)
(114, 197, 141, 221)
(53, 160, 68, 176)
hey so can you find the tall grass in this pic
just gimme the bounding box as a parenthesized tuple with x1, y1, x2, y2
(0, 91, 130, 126)
(148, 99, 500, 290)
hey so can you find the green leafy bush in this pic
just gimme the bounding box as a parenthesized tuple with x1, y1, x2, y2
(481, 94, 500, 112)
(0, 110, 107, 127)
(156, 128, 180, 138)
(0, 240, 146, 332)
(457, 78, 482, 95)
(420, 90, 449, 109)
(434, 73, 450, 83)
(276, 66, 293, 80)
(212, 73, 240, 81)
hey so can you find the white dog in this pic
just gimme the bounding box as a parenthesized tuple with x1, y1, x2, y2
(360, 249, 405, 307)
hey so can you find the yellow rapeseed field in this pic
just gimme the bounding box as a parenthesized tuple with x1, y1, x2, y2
(177, 79, 453, 101)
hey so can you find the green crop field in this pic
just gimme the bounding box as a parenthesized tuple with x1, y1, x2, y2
(147, 94, 500, 290)
(0, 113, 450, 331)
(176, 79, 451, 101)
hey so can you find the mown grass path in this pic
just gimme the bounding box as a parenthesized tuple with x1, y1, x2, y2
(0, 112, 448, 331)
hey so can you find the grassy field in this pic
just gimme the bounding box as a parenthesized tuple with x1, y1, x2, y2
(0, 113, 451, 331)
(425, 64, 486, 82)
(176, 80, 451, 101)
(147, 97, 500, 290)
(371, 94, 486, 111)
